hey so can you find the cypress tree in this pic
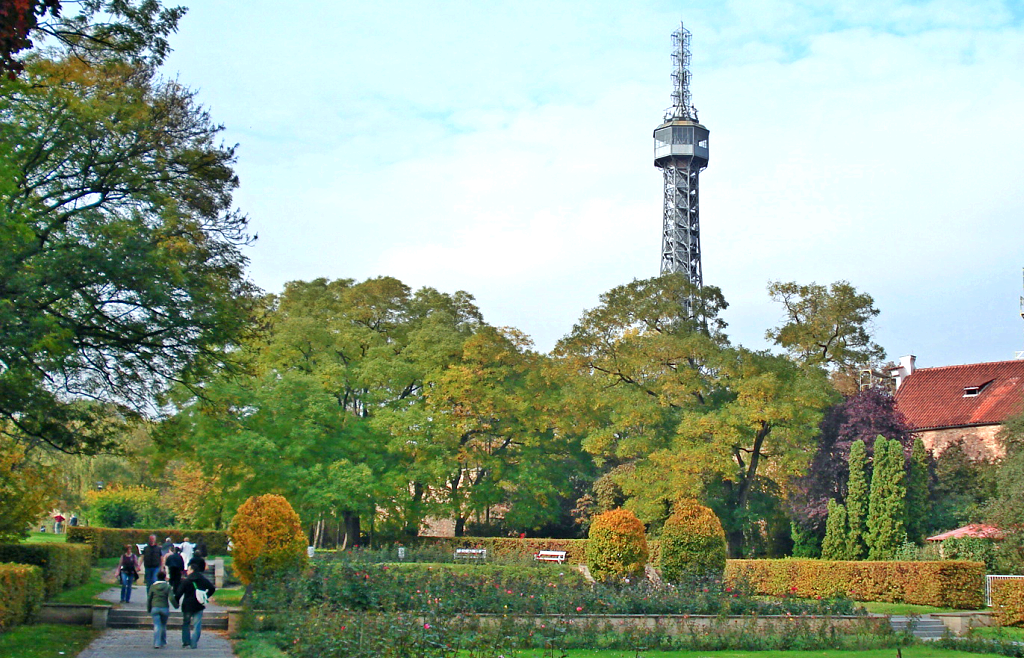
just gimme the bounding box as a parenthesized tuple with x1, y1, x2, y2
(846, 439, 869, 559)
(905, 437, 931, 544)
(821, 499, 850, 560)
(866, 437, 907, 560)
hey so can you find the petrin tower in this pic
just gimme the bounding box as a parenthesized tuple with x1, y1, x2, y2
(654, 23, 709, 285)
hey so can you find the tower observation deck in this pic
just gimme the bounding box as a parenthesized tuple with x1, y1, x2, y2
(654, 23, 709, 285)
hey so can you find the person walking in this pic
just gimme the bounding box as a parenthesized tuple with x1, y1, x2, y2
(146, 570, 176, 649)
(115, 544, 139, 603)
(141, 534, 162, 590)
(163, 544, 185, 592)
(179, 536, 194, 567)
(174, 557, 215, 650)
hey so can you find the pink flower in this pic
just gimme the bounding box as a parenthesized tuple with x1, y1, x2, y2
(424, 623, 431, 629)
(576, 606, 583, 612)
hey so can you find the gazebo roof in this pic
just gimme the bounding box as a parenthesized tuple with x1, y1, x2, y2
(926, 523, 1004, 542)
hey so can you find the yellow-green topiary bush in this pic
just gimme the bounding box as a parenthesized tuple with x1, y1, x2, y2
(228, 494, 308, 585)
(586, 508, 648, 582)
(991, 578, 1024, 627)
(659, 499, 727, 583)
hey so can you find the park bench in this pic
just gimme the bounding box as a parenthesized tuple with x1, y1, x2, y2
(454, 548, 487, 561)
(533, 550, 567, 564)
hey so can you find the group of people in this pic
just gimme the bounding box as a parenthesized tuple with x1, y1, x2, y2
(114, 535, 217, 650)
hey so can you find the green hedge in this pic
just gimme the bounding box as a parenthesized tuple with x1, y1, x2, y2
(725, 558, 985, 609)
(0, 544, 92, 599)
(415, 537, 589, 563)
(0, 564, 44, 630)
(66, 527, 228, 559)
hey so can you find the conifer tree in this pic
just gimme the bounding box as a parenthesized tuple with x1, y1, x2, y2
(905, 437, 931, 544)
(821, 499, 850, 560)
(866, 437, 907, 560)
(846, 439, 870, 559)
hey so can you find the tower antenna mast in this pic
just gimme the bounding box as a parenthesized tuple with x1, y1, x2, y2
(654, 22, 709, 285)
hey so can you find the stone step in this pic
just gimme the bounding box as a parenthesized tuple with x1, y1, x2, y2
(107, 610, 228, 630)
(888, 616, 947, 640)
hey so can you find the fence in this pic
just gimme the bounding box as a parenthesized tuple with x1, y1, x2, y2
(985, 574, 1024, 607)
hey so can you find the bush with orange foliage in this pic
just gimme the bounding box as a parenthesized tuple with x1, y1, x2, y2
(228, 494, 307, 585)
(586, 508, 648, 582)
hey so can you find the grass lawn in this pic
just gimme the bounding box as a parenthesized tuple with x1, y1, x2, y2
(23, 531, 69, 544)
(212, 586, 244, 606)
(0, 624, 98, 657)
(50, 566, 116, 604)
(509, 651, 1004, 658)
(970, 625, 1024, 640)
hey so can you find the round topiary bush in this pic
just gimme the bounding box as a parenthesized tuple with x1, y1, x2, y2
(658, 499, 727, 584)
(228, 494, 308, 585)
(586, 508, 649, 582)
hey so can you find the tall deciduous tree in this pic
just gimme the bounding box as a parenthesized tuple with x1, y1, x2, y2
(555, 274, 835, 556)
(0, 1, 255, 454)
(866, 437, 906, 560)
(766, 280, 885, 371)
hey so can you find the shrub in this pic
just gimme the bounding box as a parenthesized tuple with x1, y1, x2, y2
(942, 537, 996, 571)
(990, 578, 1024, 627)
(659, 500, 726, 584)
(66, 527, 228, 559)
(229, 494, 307, 586)
(84, 485, 174, 528)
(726, 558, 984, 608)
(0, 437, 56, 542)
(0, 544, 91, 598)
(586, 508, 648, 582)
(0, 563, 44, 630)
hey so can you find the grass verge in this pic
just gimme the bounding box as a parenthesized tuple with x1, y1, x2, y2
(0, 624, 98, 657)
(859, 601, 957, 615)
(22, 531, 68, 544)
(234, 637, 288, 658)
(509, 650, 1004, 657)
(970, 625, 1024, 641)
(213, 586, 244, 606)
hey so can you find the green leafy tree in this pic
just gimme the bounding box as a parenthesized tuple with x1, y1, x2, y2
(766, 280, 885, 373)
(0, 435, 57, 540)
(866, 437, 906, 560)
(988, 410, 1024, 573)
(659, 500, 727, 583)
(846, 439, 869, 559)
(821, 499, 849, 560)
(555, 274, 835, 556)
(905, 437, 931, 543)
(0, 2, 255, 455)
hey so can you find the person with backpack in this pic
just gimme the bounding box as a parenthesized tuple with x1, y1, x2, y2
(141, 534, 162, 590)
(174, 557, 216, 650)
(146, 570, 177, 649)
(115, 544, 140, 603)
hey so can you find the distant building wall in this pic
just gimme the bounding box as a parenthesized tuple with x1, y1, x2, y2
(917, 424, 1004, 461)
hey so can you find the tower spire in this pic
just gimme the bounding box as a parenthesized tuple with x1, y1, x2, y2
(654, 22, 709, 285)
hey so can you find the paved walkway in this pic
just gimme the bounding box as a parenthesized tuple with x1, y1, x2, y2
(76, 586, 234, 657)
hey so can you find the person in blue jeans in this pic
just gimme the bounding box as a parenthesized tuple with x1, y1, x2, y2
(174, 558, 215, 649)
(115, 544, 139, 603)
(147, 570, 176, 648)
(141, 534, 162, 590)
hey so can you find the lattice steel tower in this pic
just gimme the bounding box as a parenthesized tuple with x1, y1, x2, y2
(654, 23, 709, 285)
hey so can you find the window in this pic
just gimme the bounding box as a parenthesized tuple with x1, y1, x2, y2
(963, 380, 994, 397)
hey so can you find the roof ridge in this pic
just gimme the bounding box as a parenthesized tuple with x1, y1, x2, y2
(914, 359, 1024, 372)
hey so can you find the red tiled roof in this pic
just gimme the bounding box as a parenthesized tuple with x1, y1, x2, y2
(894, 359, 1024, 431)
(926, 524, 1004, 542)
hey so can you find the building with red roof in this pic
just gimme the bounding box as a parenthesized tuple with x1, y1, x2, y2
(891, 356, 1024, 461)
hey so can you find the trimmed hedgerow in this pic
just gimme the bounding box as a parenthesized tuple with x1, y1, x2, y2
(659, 500, 727, 584)
(991, 578, 1024, 627)
(587, 508, 648, 582)
(415, 537, 589, 564)
(726, 558, 984, 608)
(0, 563, 44, 630)
(229, 494, 307, 586)
(66, 527, 228, 559)
(0, 544, 91, 598)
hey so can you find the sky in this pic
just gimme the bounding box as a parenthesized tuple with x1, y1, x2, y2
(160, 0, 1024, 368)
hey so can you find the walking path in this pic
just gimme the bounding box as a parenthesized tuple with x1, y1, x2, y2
(76, 585, 234, 657)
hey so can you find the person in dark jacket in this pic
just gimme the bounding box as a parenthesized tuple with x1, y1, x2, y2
(174, 557, 216, 650)
(141, 534, 162, 589)
(163, 544, 185, 591)
(115, 544, 139, 603)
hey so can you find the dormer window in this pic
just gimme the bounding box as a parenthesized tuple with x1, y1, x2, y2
(963, 380, 994, 397)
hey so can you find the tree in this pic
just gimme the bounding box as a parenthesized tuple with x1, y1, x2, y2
(766, 280, 885, 371)
(0, 435, 56, 540)
(845, 439, 869, 559)
(228, 494, 307, 586)
(866, 437, 906, 560)
(586, 508, 648, 582)
(0, 2, 256, 454)
(821, 499, 849, 560)
(555, 274, 835, 556)
(0, 0, 60, 77)
(659, 500, 727, 583)
(905, 437, 931, 544)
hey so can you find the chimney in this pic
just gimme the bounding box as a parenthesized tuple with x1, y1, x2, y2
(890, 355, 917, 391)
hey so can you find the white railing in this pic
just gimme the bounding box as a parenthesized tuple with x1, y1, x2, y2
(985, 574, 1024, 606)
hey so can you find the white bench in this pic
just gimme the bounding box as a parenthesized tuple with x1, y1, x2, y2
(534, 550, 567, 564)
(454, 548, 487, 561)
